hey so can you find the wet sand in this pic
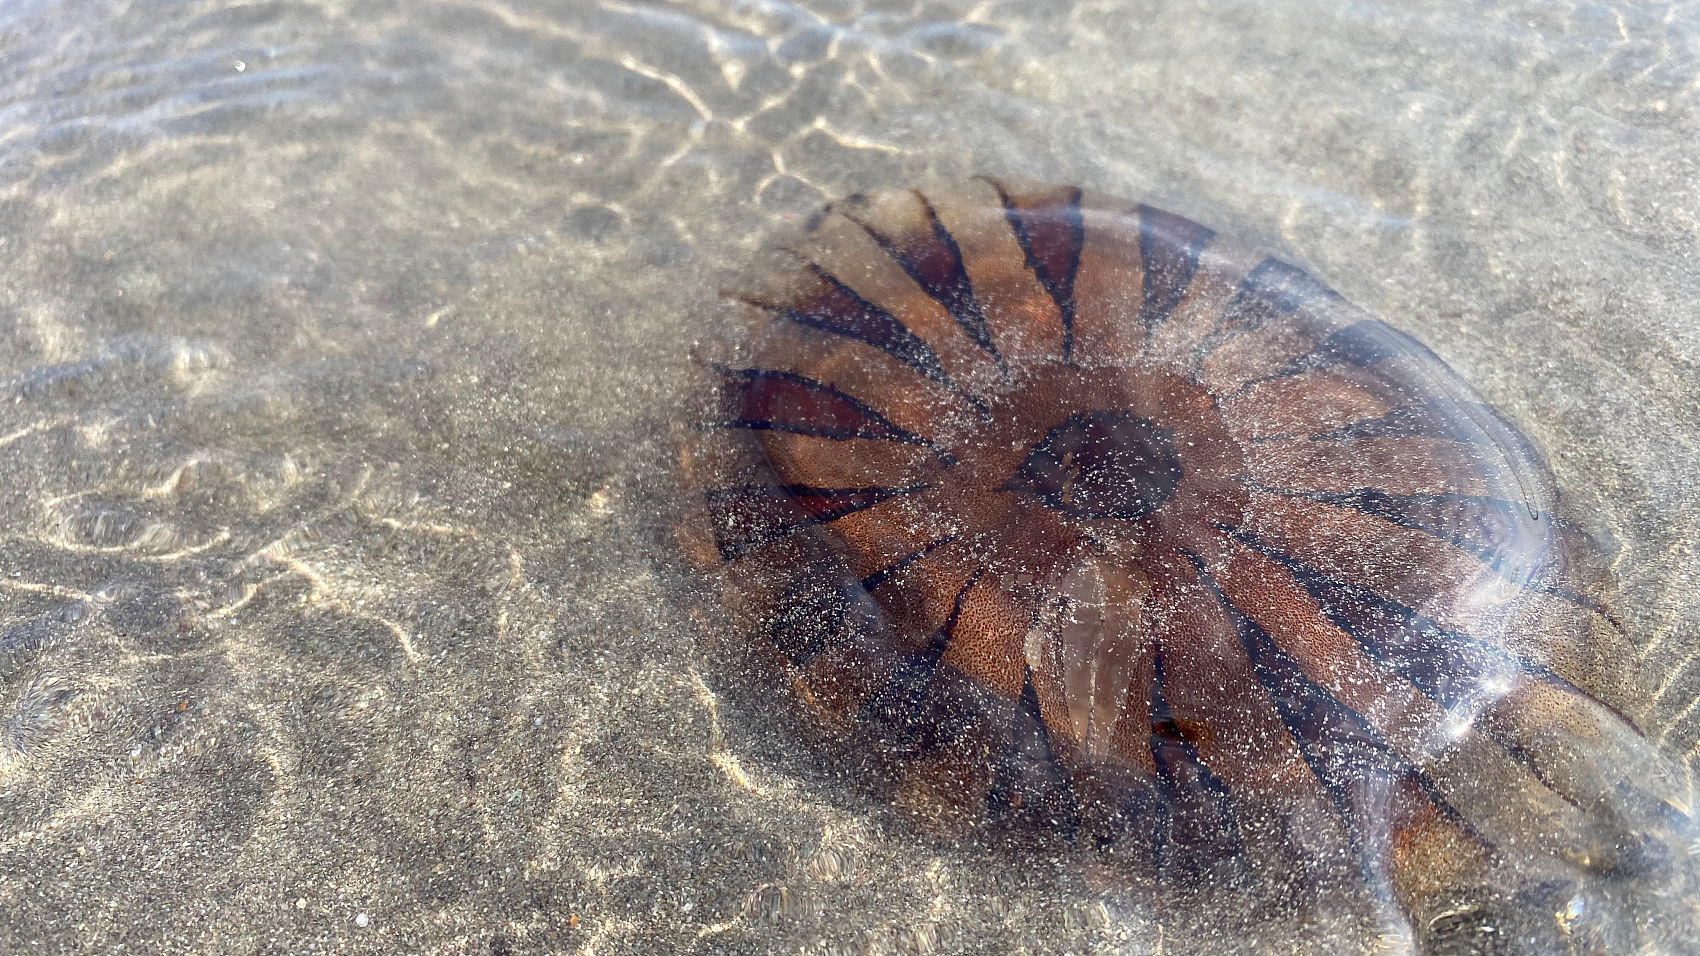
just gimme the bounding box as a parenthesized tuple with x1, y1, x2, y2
(1, 0, 1697, 952)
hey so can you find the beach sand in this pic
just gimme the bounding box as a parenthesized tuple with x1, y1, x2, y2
(1, 0, 1697, 952)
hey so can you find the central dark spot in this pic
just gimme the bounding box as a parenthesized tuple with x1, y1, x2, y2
(1007, 410, 1183, 520)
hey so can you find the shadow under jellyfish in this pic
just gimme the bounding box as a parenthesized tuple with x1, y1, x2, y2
(676, 177, 1698, 952)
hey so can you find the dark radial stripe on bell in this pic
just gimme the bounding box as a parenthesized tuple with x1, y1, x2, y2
(766, 560, 876, 668)
(986, 667, 1081, 836)
(859, 534, 960, 593)
(1309, 401, 1550, 497)
(840, 191, 1005, 371)
(714, 366, 934, 447)
(1218, 526, 1620, 799)
(1250, 484, 1548, 567)
(860, 567, 986, 750)
(1305, 398, 1517, 445)
(1147, 649, 1245, 876)
(1136, 204, 1215, 343)
(703, 483, 931, 560)
(983, 179, 1086, 364)
(1224, 520, 1618, 721)
(1287, 319, 1413, 375)
(1241, 484, 1609, 619)
(738, 262, 961, 389)
(1195, 258, 1337, 367)
(1226, 321, 1445, 401)
(1220, 524, 1533, 708)
(1183, 550, 1486, 889)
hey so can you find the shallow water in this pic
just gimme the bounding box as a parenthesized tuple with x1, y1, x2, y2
(0, 0, 1697, 953)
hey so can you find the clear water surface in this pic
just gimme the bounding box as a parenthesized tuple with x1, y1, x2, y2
(0, 0, 1697, 953)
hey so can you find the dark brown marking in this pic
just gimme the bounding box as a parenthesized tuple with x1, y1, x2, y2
(840, 191, 1005, 370)
(1136, 204, 1215, 341)
(984, 178, 1087, 363)
(704, 483, 930, 559)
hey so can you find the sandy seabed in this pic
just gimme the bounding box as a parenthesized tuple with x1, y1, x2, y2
(1, 0, 1698, 953)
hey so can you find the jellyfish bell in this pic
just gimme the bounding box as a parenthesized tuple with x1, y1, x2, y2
(676, 176, 1700, 952)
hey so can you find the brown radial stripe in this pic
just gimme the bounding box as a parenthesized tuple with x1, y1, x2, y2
(1475, 679, 1686, 815)
(1207, 536, 1585, 858)
(1247, 488, 1564, 592)
(978, 176, 1087, 364)
(859, 535, 982, 643)
(926, 180, 1068, 361)
(1224, 522, 1547, 718)
(1248, 435, 1510, 499)
(677, 403, 771, 490)
(1304, 396, 1559, 506)
(1206, 538, 1455, 755)
(1313, 352, 1469, 410)
(1067, 206, 1149, 366)
(1307, 398, 1524, 444)
(824, 489, 960, 585)
(787, 207, 1005, 390)
(775, 257, 958, 386)
(1220, 319, 1459, 402)
(759, 428, 936, 492)
(747, 276, 980, 413)
(1241, 488, 1591, 621)
(1239, 491, 1519, 622)
(1144, 648, 1248, 876)
(1142, 237, 1265, 367)
(1414, 729, 1592, 860)
(1222, 365, 1414, 441)
(855, 534, 961, 605)
(936, 572, 1031, 700)
(985, 667, 1082, 833)
(1196, 307, 1340, 395)
(702, 481, 931, 560)
(715, 366, 931, 446)
(1190, 257, 1343, 372)
(1135, 205, 1217, 344)
(858, 565, 990, 736)
(1240, 492, 1620, 699)
(1183, 549, 1470, 894)
(800, 634, 918, 723)
(750, 319, 969, 440)
(1151, 565, 1350, 833)
(1388, 801, 1496, 918)
(832, 188, 1006, 374)
(1225, 320, 1435, 381)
